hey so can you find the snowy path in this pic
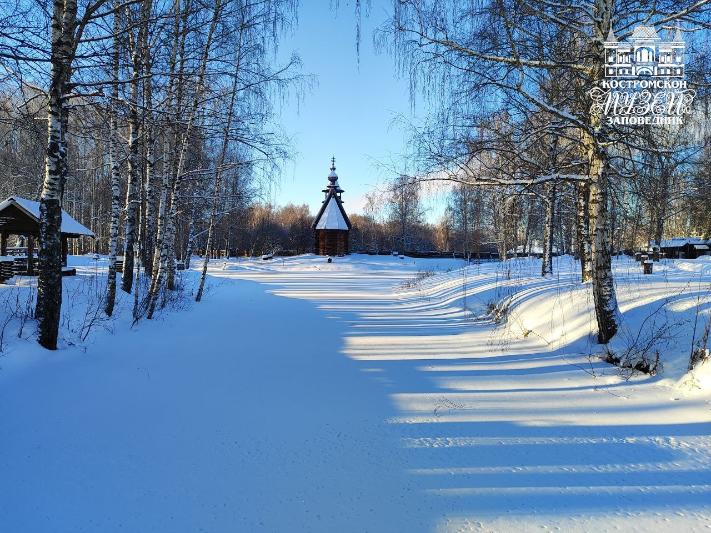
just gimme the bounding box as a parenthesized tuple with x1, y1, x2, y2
(0, 270, 429, 532)
(2, 254, 710, 532)
(221, 255, 711, 532)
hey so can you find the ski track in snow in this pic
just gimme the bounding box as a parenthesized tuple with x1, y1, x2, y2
(1, 254, 710, 532)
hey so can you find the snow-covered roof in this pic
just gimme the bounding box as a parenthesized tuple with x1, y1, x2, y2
(659, 237, 708, 248)
(509, 243, 560, 255)
(315, 196, 349, 230)
(0, 196, 95, 237)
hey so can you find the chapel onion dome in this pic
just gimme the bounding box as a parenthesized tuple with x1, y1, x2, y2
(323, 157, 344, 194)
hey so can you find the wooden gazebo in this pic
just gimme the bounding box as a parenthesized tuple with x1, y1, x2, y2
(0, 196, 95, 272)
(313, 159, 351, 256)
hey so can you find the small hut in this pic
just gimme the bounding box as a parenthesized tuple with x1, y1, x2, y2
(659, 237, 711, 259)
(312, 158, 351, 256)
(0, 196, 95, 270)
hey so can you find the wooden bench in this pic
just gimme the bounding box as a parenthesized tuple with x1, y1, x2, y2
(12, 256, 37, 276)
(0, 258, 14, 283)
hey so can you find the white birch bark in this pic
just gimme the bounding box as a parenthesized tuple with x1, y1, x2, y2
(142, 5, 157, 275)
(121, 16, 142, 293)
(36, 0, 77, 349)
(105, 3, 122, 316)
(587, 0, 619, 343)
(575, 182, 593, 282)
(146, 0, 181, 319)
(184, 212, 195, 269)
(588, 144, 619, 343)
(132, 167, 144, 320)
(541, 182, 555, 277)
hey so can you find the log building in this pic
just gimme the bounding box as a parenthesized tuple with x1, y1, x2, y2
(313, 159, 351, 256)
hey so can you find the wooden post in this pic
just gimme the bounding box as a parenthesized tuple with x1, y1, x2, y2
(0, 232, 7, 256)
(61, 235, 68, 267)
(27, 235, 35, 274)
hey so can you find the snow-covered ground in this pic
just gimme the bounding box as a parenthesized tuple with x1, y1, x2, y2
(1, 254, 710, 532)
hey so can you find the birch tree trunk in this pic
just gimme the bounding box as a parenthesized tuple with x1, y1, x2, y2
(148, 0, 180, 286)
(165, 225, 177, 290)
(162, 0, 191, 294)
(195, 184, 218, 302)
(588, 145, 618, 343)
(105, 4, 121, 316)
(132, 167, 144, 319)
(121, 22, 142, 293)
(575, 181, 593, 282)
(145, 0, 181, 319)
(142, 10, 157, 274)
(146, 135, 172, 319)
(128, 0, 151, 319)
(653, 162, 670, 246)
(523, 201, 534, 256)
(184, 212, 195, 269)
(36, 0, 77, 349)
(541, 183, 555, 277)
(586, 0, 619, 344)
(143, 131, 157, 272)
(495, 193, 512, 262)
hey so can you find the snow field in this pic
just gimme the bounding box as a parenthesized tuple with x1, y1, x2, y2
(0, 253, 709, 532)
(224, 253, 711, 531)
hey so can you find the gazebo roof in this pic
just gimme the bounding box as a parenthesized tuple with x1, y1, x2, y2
(0, 196, 95, 237)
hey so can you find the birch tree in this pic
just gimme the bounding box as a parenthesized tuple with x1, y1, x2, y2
(105, 3, 123, 316)
(146, 0, 223, 318)
(120, 0, 148, 293)
(35, 0, 120, 348)
(195, 32, 243, 302)
(383, 0, 711, 343)
(1, 0, 301, 335)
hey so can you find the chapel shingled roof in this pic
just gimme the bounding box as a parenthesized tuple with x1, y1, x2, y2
(312, 159, 352, 231)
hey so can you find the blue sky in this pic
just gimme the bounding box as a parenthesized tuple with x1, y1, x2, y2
(271, 2, 420, 217)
